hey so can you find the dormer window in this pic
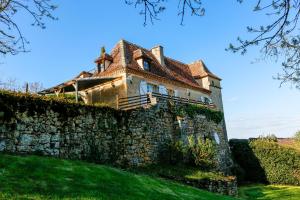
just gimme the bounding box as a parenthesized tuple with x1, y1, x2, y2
(143, 60, 150, 71)
(97, 63, 105, 73)
(101, 63, 105, 72)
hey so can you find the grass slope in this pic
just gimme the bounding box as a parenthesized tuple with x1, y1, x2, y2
(239, 185, 300, 200)
(0, 154, 235, 200)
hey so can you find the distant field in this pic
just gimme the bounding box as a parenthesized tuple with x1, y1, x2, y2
(278, 139, 300, 152)
(239, 185, 300, 200)
(0, 154, 235, 200)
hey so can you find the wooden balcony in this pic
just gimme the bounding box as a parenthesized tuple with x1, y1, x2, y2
(117, 92, 216, 111)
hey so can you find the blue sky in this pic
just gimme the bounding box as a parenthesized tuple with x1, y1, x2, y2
(1, 0, 300, 139)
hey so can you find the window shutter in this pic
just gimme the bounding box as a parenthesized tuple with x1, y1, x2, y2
(139, 81, 147, 95)
(174, 90, 179, 97)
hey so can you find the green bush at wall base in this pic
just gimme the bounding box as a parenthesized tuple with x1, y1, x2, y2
(229, 138, 300, 185)
(168, 137, 217, 171)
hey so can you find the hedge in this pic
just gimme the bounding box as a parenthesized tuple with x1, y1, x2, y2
(0, 90, 116, 121)
(229, 138, 300, 185)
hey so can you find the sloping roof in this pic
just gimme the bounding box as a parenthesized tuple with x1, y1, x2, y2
(38, 71, 114, 94)
(188, 60, 221, 80)
(94, 40, 220, 93)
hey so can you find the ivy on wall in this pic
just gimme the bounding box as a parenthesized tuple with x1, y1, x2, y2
(173, 104, 223, 124)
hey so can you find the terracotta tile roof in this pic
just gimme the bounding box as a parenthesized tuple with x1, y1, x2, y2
(75, 71, 93, 79)
(94, 40, 219, 92)
(188, 60, 221, 80)
(95, 53, 113, 63)
(93, 42, 125, 77)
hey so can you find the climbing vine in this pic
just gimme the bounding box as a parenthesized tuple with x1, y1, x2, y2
(173, 104, 223, 124)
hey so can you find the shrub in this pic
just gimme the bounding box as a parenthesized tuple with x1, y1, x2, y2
(187, 136, 217, 170)
(93, 102, 109, 107)
(169, 137, 217, 170)
(0, 90, 117, 121)
(257, 134, 278, 142)
(294, 131, 300, 142)
(229, 137, 300, 185)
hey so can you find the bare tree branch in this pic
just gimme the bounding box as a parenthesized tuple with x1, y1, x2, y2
(0, 0, 57, 56)
(227, 0, 300, 88)
(125, 0, 204, 25)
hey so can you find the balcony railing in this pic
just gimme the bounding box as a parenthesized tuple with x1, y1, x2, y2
(117, 92, 215, 110)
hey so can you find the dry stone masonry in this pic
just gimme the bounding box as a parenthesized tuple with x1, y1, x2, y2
(0, 94, 232, 173)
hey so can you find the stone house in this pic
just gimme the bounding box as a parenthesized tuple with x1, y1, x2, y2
(40, 40, 224, 111)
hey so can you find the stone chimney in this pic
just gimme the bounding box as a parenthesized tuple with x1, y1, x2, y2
(151, 45, 165, 66)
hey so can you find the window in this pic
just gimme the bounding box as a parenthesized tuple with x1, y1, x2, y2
(213, 132, 220, 144)
(153, 85, 159, 93)
(147, 83, 158, 93)
(147, 84, 152, 93)
(143, 60, 150, 71)
(159, 85, 168, 95)
(204, 97, 210, 104)
(101, 63, 105, 72)
(211, 80, 215, 86)
(97, 63, 101, 72)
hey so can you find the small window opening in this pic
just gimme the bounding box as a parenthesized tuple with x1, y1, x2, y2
(143, 60, 150, 71)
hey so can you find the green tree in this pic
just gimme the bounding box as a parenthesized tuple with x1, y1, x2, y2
(295, 131, 300, 142)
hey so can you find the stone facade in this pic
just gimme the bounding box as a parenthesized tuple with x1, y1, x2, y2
(0, 95, 232, 173)
(41, 40, 224, 112)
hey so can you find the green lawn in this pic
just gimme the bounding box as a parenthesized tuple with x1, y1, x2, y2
(239, 185, 300, 200)
(0, 154, 235, 200)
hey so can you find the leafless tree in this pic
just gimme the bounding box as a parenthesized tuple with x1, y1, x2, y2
(125, 0, 205, 25)
(0, 77, 18, 90)
(0, 77, 44, 93)
(28, 81, 44, 93)
(228, 0, 300, 89)
(126, 0, 300, 89)
(0, 0, 57, 56)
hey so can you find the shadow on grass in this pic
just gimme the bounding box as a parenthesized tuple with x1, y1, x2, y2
(229, 139, 268, 184)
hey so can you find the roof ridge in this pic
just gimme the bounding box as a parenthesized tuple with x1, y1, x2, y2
(121, 39, 179, 80)
(121, 39, 192, 68)
(120, 39, 151, 53)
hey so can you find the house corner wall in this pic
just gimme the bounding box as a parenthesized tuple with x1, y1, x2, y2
(210, 86, 224, 112)
(85, 74, 128, 108)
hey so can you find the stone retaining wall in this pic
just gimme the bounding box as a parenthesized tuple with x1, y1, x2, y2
(184, 178, 238, 196)
(0, 93, 232, 173)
